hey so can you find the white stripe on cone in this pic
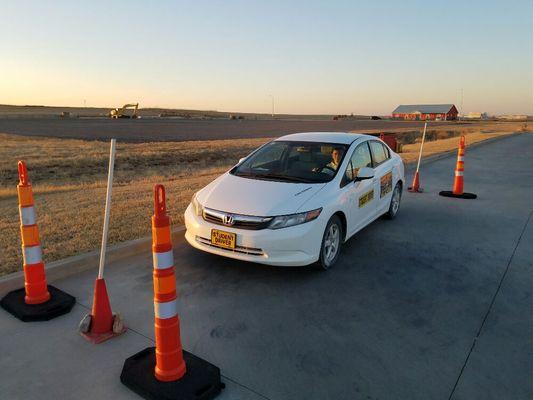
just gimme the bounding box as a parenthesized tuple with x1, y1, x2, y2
(19, 206, 36, 226)
(457, 156, 465, 161)
(455, 171, 464, 176)
(23, 245, 42, 265)
(153, 250, 174, 270)
(154, 299, 178, 319)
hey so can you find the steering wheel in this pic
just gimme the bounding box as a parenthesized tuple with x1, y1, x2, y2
(316, 165, 336, 174)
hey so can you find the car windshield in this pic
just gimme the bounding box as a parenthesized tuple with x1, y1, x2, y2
(231, 141, 349, 183)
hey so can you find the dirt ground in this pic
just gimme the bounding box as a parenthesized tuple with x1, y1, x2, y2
(0, 122, 526, 276)
(0, 117, 461, 142)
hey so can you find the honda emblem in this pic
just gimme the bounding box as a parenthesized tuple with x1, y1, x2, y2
(222, 214, 235, 226)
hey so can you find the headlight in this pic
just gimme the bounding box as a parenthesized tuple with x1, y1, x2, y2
(268, 208, 322, 229)
(191, 194, 203, 216)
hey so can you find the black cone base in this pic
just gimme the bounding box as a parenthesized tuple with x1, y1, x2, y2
(0, 285, 76, 322)
(121, 347, 224, 400)
(439, 191, 477, 199)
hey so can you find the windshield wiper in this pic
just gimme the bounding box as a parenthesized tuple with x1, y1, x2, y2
(233, 172, 255, 177)
(251, 173, 312, 183)
(234, 171, 315, 183)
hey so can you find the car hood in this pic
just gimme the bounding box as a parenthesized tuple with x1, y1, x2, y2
(198, 173, 326, 216)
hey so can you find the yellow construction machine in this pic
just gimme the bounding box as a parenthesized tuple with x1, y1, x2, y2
(109, 103, 139, 119)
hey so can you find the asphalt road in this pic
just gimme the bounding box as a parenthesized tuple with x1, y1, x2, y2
(1, 133, 532, 399)
(0, 118, 452, 142)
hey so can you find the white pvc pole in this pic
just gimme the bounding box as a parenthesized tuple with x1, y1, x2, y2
(98, 139, 116, 279)
(415, 123, 427, 174)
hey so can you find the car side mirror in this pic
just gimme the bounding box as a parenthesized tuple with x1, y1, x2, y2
(355, 167, 374, 181)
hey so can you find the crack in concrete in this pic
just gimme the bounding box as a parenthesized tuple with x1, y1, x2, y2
(448, 208, 533, 400)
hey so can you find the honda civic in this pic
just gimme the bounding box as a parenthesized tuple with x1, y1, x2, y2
(184, 132, 404, 269)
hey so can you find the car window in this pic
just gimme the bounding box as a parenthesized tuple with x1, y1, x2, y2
(342, 142, 372, 184)
(231, 141, 349, 184)
(249, 142, 286, 170)
(369, 141, 390, 167)
(382, 144, 390, 159)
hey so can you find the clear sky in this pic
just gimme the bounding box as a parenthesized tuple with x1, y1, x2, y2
(1, 0, 532, 115)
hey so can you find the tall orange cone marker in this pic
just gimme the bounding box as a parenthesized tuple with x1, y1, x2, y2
(439, 136, 477, 199)
(121, 184, 224, 400)
(80, 139, 126, 343)
(1, 161, 75, 322)
(408, 122, 427, 193)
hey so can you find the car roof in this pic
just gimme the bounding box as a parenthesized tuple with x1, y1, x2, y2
(275, 132, 375, 145)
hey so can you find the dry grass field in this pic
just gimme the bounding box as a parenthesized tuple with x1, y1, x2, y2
(398, 126, 521, 163)
(0, 134, 268, 276)
(0, 122, 526, 276)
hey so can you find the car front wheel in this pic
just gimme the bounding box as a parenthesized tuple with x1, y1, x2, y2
(386, 182, 402, 219)
(318, 215, 342, 270)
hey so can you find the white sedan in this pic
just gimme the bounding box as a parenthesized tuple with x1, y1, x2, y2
(184, 132, 404, 269)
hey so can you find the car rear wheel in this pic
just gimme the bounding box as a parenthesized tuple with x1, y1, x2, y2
(386, 182, 402, 219)
(318, 215, 342, 270)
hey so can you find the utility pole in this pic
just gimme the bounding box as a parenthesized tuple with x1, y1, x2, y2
(460, 88, 464, 116)
(268, 95, 274, 118)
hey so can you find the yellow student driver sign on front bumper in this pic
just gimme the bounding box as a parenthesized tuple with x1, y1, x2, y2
(211, 229, 236, 250)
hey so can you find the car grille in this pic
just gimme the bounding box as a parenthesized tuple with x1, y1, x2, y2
(195, 236, 264, 256)
(202, 207, 272, 230)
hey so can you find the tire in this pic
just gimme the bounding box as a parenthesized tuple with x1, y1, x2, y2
(386, 182, 402, 219)
(318, 215, 342, 270)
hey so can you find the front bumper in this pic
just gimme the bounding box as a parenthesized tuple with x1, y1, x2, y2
(184, 204, 323, 266)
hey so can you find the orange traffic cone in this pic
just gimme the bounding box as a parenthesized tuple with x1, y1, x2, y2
(1, 161, 75, 322)
(439, 136, 477, 199)
(151, 185, 186, 381)
(80, 139, 126, 343)
(91, 278, 114, 334)
(17, 161, 50, 305)
(121, 184, 224, 399)
(408, 171, 423, 193)
(79, 258, 126, 344)
(408, 122, 426, 193)
(79, 277, 125, 343)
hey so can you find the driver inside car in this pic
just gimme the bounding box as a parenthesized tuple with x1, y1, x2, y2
(326, 147, 343, 171)
(314, 147, 344, 175)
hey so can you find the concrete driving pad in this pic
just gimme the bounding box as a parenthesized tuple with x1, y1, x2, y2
(0, 303, 262, 400)
(452, 211, 533, 400)
(1, 133, 532, 400)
